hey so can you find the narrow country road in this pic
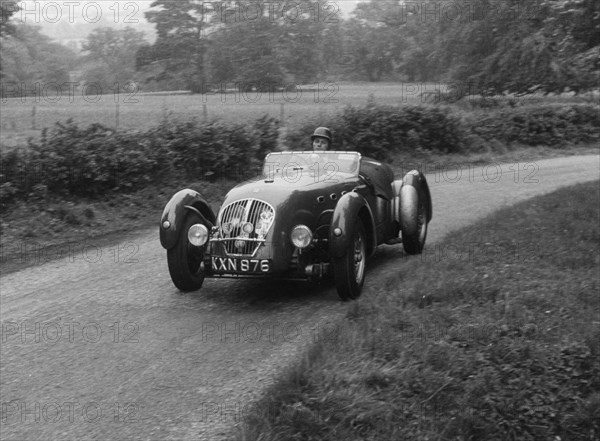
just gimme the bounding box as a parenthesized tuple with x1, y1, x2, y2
(1, 155, 598, 441)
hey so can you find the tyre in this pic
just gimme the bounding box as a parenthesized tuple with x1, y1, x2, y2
(167, 214, 206, 291)
(401, 184, 428, 255)
(333, 220, 367, 301)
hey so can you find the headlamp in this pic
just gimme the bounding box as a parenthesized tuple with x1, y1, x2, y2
(290, 225, 313, 249)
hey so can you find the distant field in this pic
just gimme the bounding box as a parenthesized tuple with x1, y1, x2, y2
(0, 83, 419, 147)
(1, 82, 595, 148)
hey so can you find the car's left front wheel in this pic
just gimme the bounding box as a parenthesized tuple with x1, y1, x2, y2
(167, 214, 206, 292)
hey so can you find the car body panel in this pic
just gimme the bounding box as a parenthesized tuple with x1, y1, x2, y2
(329, 191, 377, 258)
(160, 189, 215, 249)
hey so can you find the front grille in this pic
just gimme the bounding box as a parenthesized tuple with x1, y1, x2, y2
(215, 199, 275, 256)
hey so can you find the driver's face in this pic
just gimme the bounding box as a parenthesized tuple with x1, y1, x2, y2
(312, 137, 330, 151)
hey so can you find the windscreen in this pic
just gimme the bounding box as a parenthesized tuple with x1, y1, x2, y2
(263, 151, 361, 181)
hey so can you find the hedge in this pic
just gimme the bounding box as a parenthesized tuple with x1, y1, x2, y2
(1, 103, 598, 204)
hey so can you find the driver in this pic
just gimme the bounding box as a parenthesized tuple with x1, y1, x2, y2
(311, 127, 332, 151)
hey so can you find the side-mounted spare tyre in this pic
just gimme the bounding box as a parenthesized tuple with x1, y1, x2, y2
(167, 213, 207, 291)
(400, 170, 431, 255)
(333, 219, 367, 301)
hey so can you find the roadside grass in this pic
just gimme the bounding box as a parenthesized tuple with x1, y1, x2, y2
(0, 178, 233, 275)
(238, 181, 600, 441)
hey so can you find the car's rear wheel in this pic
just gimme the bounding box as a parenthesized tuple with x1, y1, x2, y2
(333, 220, 366, 301)
(167, 214, 206, 291)
(401, 185, 428, 255)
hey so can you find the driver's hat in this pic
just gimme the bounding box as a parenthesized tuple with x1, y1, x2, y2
(311, 127, 332, 143)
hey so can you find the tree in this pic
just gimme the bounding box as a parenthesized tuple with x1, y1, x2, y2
(278, 0, 340, 83)
(140, 0, 223, 92)
(341, 19, 397, 81)
(350, 0, 600, 93)
(1, 24, 76, 87)
(142, 0, 339, 91)
(343, 0, 438, 82)
(419, 0, 600, 93)
(81, 27, 146, 91)
(207, 13, 286, 88)
(540, 0, 600, 91)
(0, 0, 20, 80)
(0, 0, 19, 38)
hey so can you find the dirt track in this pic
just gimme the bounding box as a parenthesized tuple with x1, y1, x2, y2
(1, 155, 598, 440)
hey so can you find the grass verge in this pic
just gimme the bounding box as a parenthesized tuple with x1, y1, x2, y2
(238, 181, 600, 441)
(0, 179, 233, 275)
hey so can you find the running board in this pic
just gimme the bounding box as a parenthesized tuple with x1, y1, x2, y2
(385, 238, 402, 245)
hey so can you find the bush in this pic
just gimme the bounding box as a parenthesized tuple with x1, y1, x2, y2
(283, 102, 599, 157)
(466, 104, 600, 147)
(0, 115, 280, 205)
(1, 102, 597, 206)
(27, 121, 161, 196)
(340, 104, 466, 158)
(285, 104, 466, 160)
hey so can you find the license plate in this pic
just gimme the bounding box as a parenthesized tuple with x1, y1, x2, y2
(211, 257, 271, 273)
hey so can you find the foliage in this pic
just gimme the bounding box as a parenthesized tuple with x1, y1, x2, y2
(285, 103, 466, 159)
(1, 100, 598, 204)
(207, 16, 287, 88)
(339, 18, 398, 82)
(141, 0, 225, 92)
(347, 0, 600, 91)
(0, 115, 280, 204)
(3, 0, 600, 92)
(0, 0, 19, 39)
(285, 102, 600, 159)
(80, 27, 146, 92)
(338, 104, 465, 158)
(465, 103, 600, 146)
(0, 24, 77, 88)
(142, 0, 340, 90)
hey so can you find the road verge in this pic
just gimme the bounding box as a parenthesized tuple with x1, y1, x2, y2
(239, 180, 600, 440)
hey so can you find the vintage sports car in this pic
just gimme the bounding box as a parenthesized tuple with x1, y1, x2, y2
(159, 151, 432, 300)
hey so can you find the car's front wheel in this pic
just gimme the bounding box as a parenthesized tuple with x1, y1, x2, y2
(333, 220, 367, 301)
(167, 214, 206, 291)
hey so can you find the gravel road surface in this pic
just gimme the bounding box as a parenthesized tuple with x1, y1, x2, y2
(1, 155, 598, 441)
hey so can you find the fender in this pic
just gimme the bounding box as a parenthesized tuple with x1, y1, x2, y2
(400, 170, 432, 236)
(160, 189, 216, 250)
(329, 191, 377, 259)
